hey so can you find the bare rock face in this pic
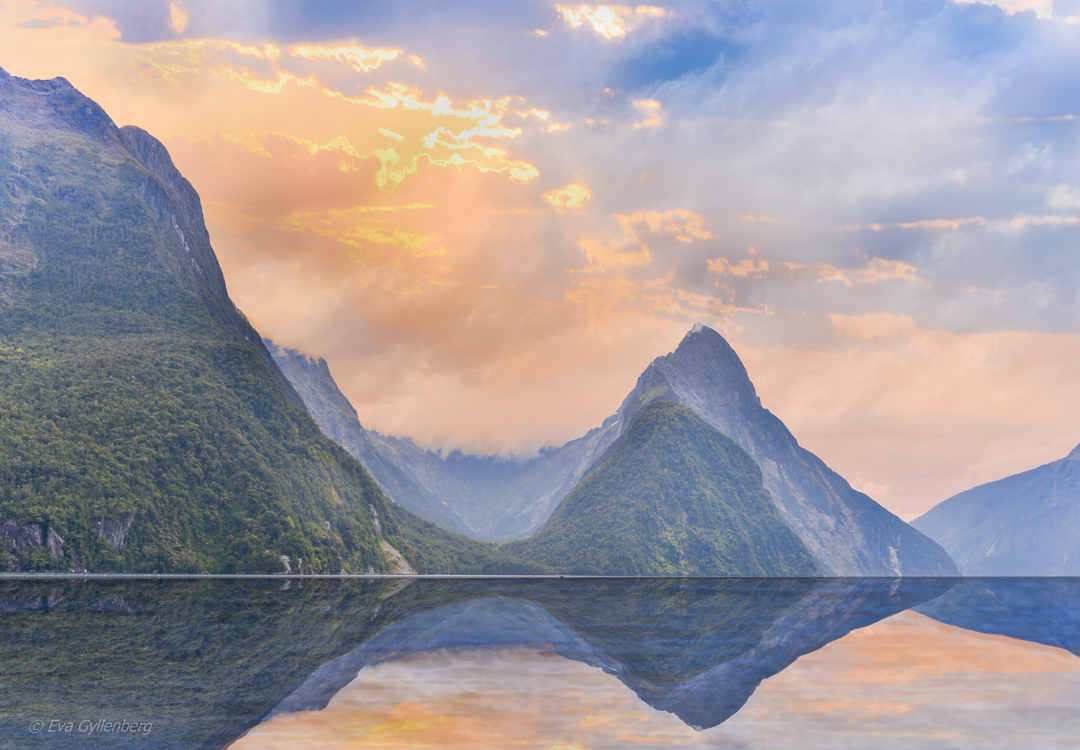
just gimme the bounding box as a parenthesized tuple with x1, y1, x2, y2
(96, 515, 135, 549)
(0, 520, 66, 570)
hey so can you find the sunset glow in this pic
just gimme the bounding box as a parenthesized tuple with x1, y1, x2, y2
(4, 0, 1079, 518)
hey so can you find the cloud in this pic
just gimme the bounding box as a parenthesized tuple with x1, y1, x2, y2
(289, 43, 402, 72)
(543, 182, 592, 212)
(554, 4, 666, 39)
(5, 0, 1080, 516)
(169, 1, 187, 33)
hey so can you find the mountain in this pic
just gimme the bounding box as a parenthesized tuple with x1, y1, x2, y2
(609, 323, 958, 576)
(0, 67, 541, 575)
(911, 445, 1080, 575)
(502, 401, 821, 575)
(279, 322, 956, 575)
(269, 342, 622, 543)
(266, 342, 473, 536)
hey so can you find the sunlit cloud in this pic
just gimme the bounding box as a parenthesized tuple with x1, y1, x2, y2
(616, 209, 713, 242)
(554, 4, 666, 39)
(952, 0, 1053, 19)
(289, 43, 402, 72)
(707, 257, 771, 277)
(169, 2, 188, 34)
(632, 98, 662, 128)
(543, 183, 592, 212)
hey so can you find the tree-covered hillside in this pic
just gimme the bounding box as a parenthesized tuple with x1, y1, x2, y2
(0, 68, 541, 575)
(503, 401, 823, 576)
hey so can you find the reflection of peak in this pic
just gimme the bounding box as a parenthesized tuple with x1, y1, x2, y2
(263, 578, 956, 731)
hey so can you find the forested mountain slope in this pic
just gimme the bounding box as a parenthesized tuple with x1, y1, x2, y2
(0, 68, 536, 575)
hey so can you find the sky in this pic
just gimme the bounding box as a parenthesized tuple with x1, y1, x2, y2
(2, 0, 1079, 519)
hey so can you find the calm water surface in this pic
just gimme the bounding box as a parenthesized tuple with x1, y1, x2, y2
(2, 577, 1079, 749)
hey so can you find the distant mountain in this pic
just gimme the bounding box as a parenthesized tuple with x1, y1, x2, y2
(266, 343, 473, 536)
(911, 445, 1080, 575)
(279, 323, 956, 575)
(0, 68, 539, 575)
(502, 401, 822, 576)
(269, 341, 621, 542)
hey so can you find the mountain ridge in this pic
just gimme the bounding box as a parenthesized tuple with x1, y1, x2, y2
(275, 322, 957, 576)
(0, 67, 542, 575)
(912, 444, 1080, 575)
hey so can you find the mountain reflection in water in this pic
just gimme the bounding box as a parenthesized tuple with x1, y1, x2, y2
(3, 577, 1080, 749)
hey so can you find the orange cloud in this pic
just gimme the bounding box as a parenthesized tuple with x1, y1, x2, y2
(707, 257, 771, 277)
(577, 236, 652, 272)
(543, 183, 592, 212)
(169, 2, 188, 34)
(289, 43, 402, 72)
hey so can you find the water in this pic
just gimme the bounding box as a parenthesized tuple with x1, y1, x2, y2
(2, 577, 1079, 749)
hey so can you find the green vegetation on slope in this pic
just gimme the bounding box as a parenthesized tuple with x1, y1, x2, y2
(503, 401, 823, 576)
(0, 72, 532, 574)
(385, 506, 550, 574)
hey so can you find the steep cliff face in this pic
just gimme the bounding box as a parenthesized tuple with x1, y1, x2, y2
(0, 68, 414, 573)
(267, 341, 473, 536)
(912, 444, 1080, 575)
(612, 324, 957, 576)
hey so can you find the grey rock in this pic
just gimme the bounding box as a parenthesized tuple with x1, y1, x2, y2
(96, 515, 135, 549)
(0, 520, 65, 568)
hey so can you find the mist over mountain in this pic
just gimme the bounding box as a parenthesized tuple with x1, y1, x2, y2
(266, 343, 473, 536)
(0, 68, 540, 575)
(912, 445, 1080, 575)
(279, 323, 956, 576)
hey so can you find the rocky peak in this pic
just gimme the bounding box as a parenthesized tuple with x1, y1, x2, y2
(0, 66, 120, 147)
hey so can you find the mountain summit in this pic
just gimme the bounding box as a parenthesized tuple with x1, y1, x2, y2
(275, 322, 957, 576)
(615, 323, 957, 576)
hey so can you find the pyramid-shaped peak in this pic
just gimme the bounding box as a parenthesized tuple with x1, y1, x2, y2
(673, 322, 743, 366)
(679, 322, 727, 346)
(1067, 442, 1080, 461)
